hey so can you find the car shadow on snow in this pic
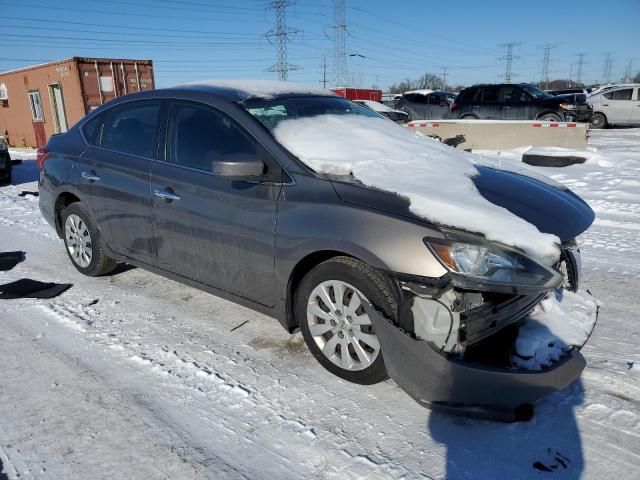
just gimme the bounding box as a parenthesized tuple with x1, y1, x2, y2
(10, 159, 39, 185)
(428, 377, 585, 479)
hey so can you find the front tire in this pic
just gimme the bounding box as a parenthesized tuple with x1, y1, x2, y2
(295, 256, 398, 385)
(61, 202, 117, 276)
(590, 112, 607, 129)
(538, 113, 562, 122)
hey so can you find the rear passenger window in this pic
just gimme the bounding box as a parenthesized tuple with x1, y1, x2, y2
(457, 89, 477, 102)
(481, 86, 500, 102)
(101, 102, 160, 158)
(168, 103, 257, 172)
(82, 113, 104, 145)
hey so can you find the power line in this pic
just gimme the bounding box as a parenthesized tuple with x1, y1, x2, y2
(332, 0, 349, 86)
(499, 42, 522, 83)
(264, 1, 301, 81)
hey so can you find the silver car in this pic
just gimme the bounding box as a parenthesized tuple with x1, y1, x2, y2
(588, 84, 640, 128)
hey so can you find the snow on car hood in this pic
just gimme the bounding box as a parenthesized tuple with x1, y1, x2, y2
(273, 114, 562, 264)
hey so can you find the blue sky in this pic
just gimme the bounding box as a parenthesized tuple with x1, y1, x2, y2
(1, 0, 638, 89)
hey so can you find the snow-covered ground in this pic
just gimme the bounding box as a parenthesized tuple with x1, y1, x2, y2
(1, 129, 639, 479)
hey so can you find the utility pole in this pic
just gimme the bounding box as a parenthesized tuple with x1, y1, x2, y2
(575, 53, 586, 85)
(264, 1, 301, 81)
(539, 44, 557, 89)
(499, 42, 522, 83)
(441, 66, 448, 89)
(602, 52, 613, 84)
(332, 0, 349, 87)
(624, 59, 633, 82)
(319, 55, 328, 88)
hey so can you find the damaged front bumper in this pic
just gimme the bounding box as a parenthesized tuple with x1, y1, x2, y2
(366, 299, 589, 421)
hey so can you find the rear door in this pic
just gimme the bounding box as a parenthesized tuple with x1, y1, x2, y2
(404, 93, 429, 119)
(150, 100, 281, 306)
(632, 87, 640, 124)
(601, 88, 634, 123)
(77, 100, 160, 264)
(477, 86, 501, 119)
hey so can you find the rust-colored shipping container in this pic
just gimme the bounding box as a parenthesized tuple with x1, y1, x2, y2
(331, 87, 383, 102)
(0, 57, 154, 148)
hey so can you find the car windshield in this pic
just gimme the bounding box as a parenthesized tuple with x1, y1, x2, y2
(242, 96, 381, 130)
(521, 84, 552, 99)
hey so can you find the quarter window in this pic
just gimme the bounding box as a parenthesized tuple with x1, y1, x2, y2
(82, 113, 105, 145)
(168, 103, 257, 172)
(101, 102, 160, 158)
(28, 90, 44, 121)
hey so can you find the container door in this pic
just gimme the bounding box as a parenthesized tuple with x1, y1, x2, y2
(49, 83, 68, 133)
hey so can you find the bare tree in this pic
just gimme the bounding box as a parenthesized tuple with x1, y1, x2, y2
(388, 73, 445, 93)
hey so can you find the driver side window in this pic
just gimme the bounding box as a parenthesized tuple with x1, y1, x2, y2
(168, 103, 257, 172)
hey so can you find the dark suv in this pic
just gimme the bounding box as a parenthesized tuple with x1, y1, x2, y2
(394, 90, 454, 120)
(450, 83, 592, 122)
(38, 82, 596, 419)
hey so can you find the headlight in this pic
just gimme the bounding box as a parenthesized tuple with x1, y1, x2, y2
(425, 237, 562, 294)
(559, 102, 576, 110)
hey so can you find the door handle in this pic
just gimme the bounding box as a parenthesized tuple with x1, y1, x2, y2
(153, 189, 181, 201)
(81, 171, 101, 182)
(602, 104, 609, 106)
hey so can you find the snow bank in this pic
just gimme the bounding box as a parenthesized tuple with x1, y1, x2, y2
(512, 290, 598, 370)
(180, 79, 333, 99)
(273, 115, 560, 263)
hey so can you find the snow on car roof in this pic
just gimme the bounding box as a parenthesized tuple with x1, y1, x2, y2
(404, 89, 434, 96)
(355, 99, 395, 112)
(273, 115, 560, 263)
(178, 79, 335, 100)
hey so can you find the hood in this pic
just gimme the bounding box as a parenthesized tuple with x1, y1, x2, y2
(332, 165, 594, 243)
(551, 93, 588, 104)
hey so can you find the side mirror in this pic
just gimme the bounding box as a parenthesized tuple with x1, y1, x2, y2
(211, 154, 265, 180)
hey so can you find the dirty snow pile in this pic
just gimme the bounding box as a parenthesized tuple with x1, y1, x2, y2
(512, 290, 599, 370)
(274, 115, 560, 263)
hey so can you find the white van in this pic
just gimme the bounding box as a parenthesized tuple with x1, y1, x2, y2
(588, 84, 640, 128)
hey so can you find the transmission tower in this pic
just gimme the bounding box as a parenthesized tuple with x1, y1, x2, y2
(539, 44, 557, 89)
(624, 59, 633, 82)
(499, 42, 522, 83)
(264, 1, 301, 81)
(441, 66, 449, 88)
(331, 0, 349, 86)
(602, 52, 613, 83)
(575, 53, 586, 85)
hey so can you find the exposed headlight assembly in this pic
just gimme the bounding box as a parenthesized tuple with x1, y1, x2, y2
(425, 235, 562, 294)
(559, 102, 576, 110)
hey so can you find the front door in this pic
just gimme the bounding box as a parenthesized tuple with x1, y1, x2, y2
(428, 94, 450, 119)
(151, 101, 281, 306)
(76, 100, 160, 264)
(48, 83, 68, 133)
(499, 85, 528, 119)
(602, 88, 634, 123)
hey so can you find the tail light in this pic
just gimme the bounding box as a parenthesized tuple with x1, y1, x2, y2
(36, 147, 49, 171)
(450, 102, 458, 111)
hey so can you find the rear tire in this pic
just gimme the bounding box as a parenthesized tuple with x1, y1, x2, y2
(61, 202, 117, 276)
(295, 256, 398, 385)
(538, 113, 562, 122)
(590, 112, 607, 129)
(460, 114, 477, 119)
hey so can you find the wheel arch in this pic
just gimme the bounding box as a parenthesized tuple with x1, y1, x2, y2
(54, 190, 83, 236)
(536, 110, 563, 120)
(284, 249, 398, 333)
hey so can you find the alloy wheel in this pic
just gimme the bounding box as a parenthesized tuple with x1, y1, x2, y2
(306, 280, 381, 371)
(65, 213, 93, 268)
